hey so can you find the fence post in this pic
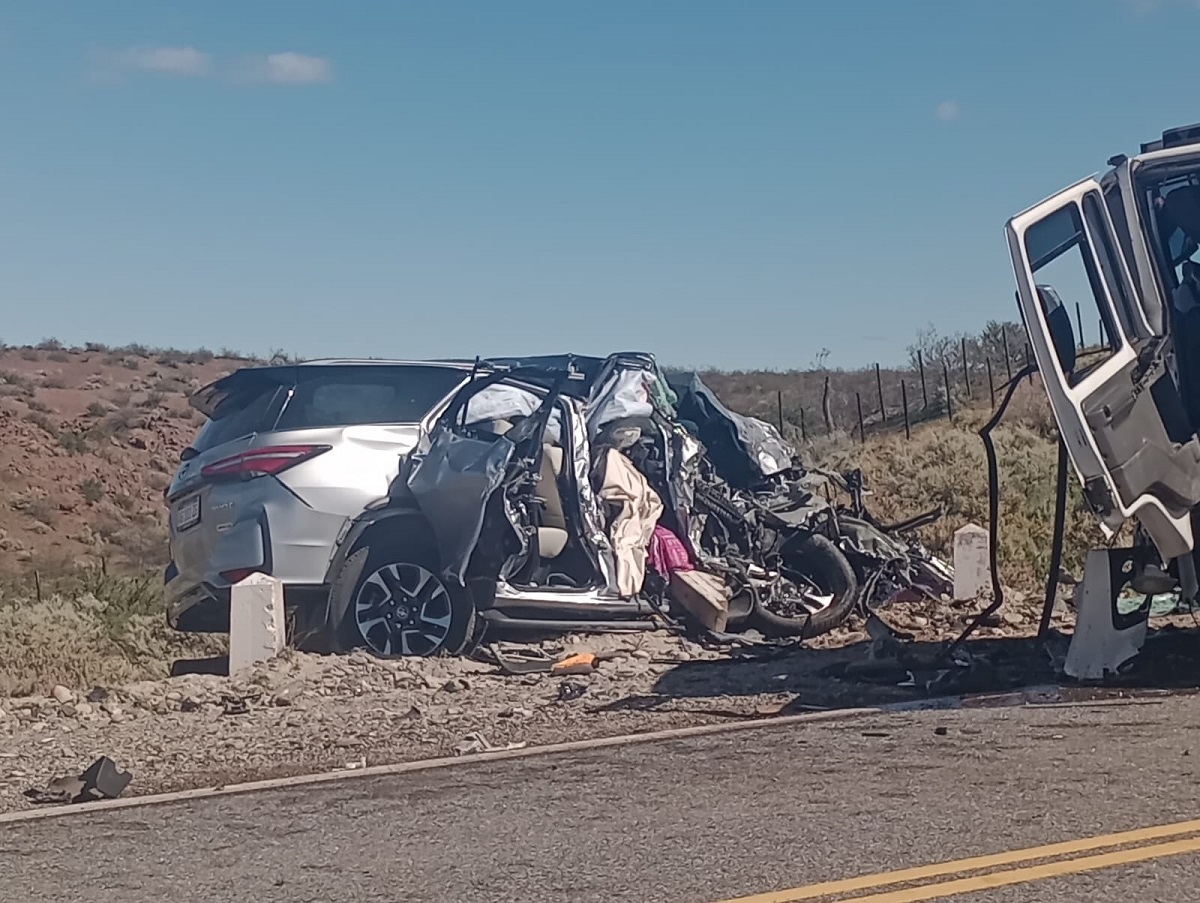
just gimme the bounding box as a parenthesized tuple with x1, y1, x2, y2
(799, 408, 807, 441)
(986, 357, 995, 408)
(875, 363, 885, 423)
(1002, 330, 1013, 383)
(1025, 343, 1033, 383)
(942, 360, 954, 422)
(776, 390, 784, 434)
(961, 336, 971, 399)
(855, 392, 865, 443)
(1075, 301, 1084, 350)
(901, 381, 911, 440)
(821, 375, 834, 433)
(917, 350, 928, 409)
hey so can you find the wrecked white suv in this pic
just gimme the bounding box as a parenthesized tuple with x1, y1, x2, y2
(173, 352, 949, 658)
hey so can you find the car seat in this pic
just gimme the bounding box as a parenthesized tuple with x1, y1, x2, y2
(1037, 285, 1077, 377)
(537, 446, 569, 559)
(475, 418, 568, 559)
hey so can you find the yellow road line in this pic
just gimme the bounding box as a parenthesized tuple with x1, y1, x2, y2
(840, 834, 1200, 902)
(717, 817, 1200, 902)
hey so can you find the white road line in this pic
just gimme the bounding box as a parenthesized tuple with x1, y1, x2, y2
(4, 679, 1129, 826)
(0, 706, 883, 826)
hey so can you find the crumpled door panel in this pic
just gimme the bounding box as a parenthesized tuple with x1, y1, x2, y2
(407, 428, 516, 585)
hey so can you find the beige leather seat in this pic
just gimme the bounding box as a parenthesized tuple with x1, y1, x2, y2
(537, 445, 569, 559)
(473, 418, 568, 559)
(475, 418, 513, 437)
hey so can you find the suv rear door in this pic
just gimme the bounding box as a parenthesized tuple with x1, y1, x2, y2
(167, 364, 471, 590)
(1006, 178, 1200, 561)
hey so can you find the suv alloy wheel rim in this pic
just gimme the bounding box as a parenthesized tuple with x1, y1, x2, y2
(354, 563, 454, 656)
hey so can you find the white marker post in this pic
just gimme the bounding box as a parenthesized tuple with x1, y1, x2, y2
(228, 573, 286, 676)
(953, 522, 990, 603)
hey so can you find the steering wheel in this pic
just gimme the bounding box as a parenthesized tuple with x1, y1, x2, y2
(1173, 235, 1198, 268)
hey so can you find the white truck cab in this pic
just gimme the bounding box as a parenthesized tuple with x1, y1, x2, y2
(1006, 123, 1200, 596)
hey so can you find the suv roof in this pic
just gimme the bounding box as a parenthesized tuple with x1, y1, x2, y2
(192, 352, 665, 416)
(190, 359, 476, 420)
(274, 358, 477, 368)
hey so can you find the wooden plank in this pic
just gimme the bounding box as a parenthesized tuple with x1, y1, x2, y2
(669, 570, 730, 632)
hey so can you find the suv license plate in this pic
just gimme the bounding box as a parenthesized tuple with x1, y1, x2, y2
(174, 496, 201, 531)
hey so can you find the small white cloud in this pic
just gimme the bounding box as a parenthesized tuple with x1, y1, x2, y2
(236, 52, 334, 85)
(936, 100, 961, 122)
(92, 46, 212, 81)
(109, 46, 211, 77)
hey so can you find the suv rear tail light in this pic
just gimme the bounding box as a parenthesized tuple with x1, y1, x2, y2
(220, 567, 264, 584)
(201, 445, 331, 480)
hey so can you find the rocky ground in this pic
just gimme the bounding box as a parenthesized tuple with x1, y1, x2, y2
(9, 536, 1200, 817)
(0, 632, 760, 812)
(0, 589, 1084, 814)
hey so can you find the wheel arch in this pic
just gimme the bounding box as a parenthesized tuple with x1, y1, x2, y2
(309, 507, 442, 652)
(323, 507, 441, 584)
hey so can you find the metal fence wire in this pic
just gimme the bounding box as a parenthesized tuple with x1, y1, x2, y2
(741, 322, 1064, 445)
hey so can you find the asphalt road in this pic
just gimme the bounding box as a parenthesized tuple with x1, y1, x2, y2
(5, 692, 1200, 902)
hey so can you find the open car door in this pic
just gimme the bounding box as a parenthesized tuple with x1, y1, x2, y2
(405, 363, 578, 585)
(1007, 178, 1200, 562)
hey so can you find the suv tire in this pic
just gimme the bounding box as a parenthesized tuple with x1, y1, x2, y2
(333, 541, 477, 658)
(748, 533, 859, 639)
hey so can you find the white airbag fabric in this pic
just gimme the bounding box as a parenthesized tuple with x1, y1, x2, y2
(597, 449, 664, 597)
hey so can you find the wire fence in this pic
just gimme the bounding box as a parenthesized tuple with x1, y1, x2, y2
(727, 324, 1046, 445)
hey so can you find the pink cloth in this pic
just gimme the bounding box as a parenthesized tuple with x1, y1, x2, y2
(648, 524, 693, 576)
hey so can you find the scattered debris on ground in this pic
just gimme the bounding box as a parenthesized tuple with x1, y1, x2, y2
(0, 588, 1065, 815)
(5, 592, 1200, 815)
(23, 755, 131, 806)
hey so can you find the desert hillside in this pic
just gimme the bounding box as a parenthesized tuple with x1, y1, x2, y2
(0, 343, 240, 584)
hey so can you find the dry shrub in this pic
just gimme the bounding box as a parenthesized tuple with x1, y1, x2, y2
(0, 371, 35, 397)
(94, 515, 169, 570)
(154, 376, 191, 395)
(810, 393, 1102, 592)
(0, 576, 224, 696)
(10, 495, 57, 526)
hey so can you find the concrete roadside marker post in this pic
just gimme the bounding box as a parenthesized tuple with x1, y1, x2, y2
(953, 523, 990, 603)
(228, 573, 286, 676)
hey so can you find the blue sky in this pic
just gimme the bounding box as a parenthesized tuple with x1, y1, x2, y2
(2, 0, 1199, 370)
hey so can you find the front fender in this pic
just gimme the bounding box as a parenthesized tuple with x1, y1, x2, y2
(306, 505, 435, 652)
(321, 503, 428, 586)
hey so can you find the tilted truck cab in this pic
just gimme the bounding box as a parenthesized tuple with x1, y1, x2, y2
(1006, 123, 1200, 601)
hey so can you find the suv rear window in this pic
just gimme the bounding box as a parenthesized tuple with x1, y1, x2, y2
(273, 365, 466, 430)
(190, 383, 286, 454)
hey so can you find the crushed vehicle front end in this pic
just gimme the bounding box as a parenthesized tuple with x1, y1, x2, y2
(401, 352, 953, 648)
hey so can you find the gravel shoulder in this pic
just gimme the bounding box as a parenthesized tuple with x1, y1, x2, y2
(4, 592, 1169, 815)
(0, 630, 837, 811)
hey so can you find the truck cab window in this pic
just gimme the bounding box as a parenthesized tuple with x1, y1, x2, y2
(1023, 203, 1122, 387)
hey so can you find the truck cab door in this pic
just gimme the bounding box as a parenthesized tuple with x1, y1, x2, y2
(1007, 178, 1200, 561)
